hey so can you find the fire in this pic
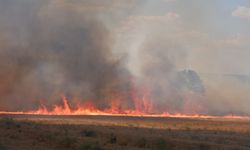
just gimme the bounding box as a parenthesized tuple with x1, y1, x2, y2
(0, 83, 249, 119)
(0, 96, 249, 119)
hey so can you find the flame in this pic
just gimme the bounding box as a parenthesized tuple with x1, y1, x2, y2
(0, 84, 249, 119)
(0, 96, 249, 119)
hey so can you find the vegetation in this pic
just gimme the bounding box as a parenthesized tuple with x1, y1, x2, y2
(0, 115, 250, 150)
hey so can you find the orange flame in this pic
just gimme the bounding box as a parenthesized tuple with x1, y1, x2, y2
(0, 96, 249, 119)
(0, 83, 249, 119)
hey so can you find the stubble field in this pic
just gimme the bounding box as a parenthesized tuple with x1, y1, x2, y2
(0, 114, 250, 150)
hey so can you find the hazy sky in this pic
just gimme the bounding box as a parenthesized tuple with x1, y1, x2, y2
(112, 0, 250, 75)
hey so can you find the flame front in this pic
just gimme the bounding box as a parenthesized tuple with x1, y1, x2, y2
(0, 82, 249, 119)
(0, 95, 249, 119)
(31, 95, 154, 116)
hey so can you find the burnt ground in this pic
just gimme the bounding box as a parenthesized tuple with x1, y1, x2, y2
(0, 114, 250, 150)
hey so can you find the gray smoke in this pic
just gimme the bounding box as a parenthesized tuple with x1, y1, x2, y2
(1, 0, 250, 116)
(135, 37, 205, 114)
(0, 0, 129, 111)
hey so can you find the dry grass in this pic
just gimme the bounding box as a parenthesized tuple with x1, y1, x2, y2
(0, 115, 250, 150)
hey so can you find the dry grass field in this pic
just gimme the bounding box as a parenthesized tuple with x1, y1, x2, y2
(0, 115, 250, 150)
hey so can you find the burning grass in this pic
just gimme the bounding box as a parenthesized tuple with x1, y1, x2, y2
(1, 96, 250, 120)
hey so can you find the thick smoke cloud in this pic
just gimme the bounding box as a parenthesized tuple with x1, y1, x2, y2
(1, 0, 250, 116)
(0, 0, 128, 111)
(116, 11, 250, 115)
(115, 13, 206, 114)
(136, 34, 206, 114)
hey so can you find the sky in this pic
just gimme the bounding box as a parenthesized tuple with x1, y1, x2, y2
(112, 0, 250, 75)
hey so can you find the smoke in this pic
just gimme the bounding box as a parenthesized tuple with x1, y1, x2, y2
(115, 13, 206, 114)
(0, 0, 130, 111)
(202, 75, 250, 116)
(1, 0, 250, 116)
(137, 35, 187, 113)
(115, 4, 250, 115)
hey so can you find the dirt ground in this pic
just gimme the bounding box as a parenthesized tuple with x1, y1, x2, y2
(0, 114, 250, 150)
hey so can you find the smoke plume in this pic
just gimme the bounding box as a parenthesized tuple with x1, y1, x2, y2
(1, 0, 250, 116)
(0, 0, 129, 111)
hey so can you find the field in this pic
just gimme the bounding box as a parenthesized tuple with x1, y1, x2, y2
(0, 115, 250, 150)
